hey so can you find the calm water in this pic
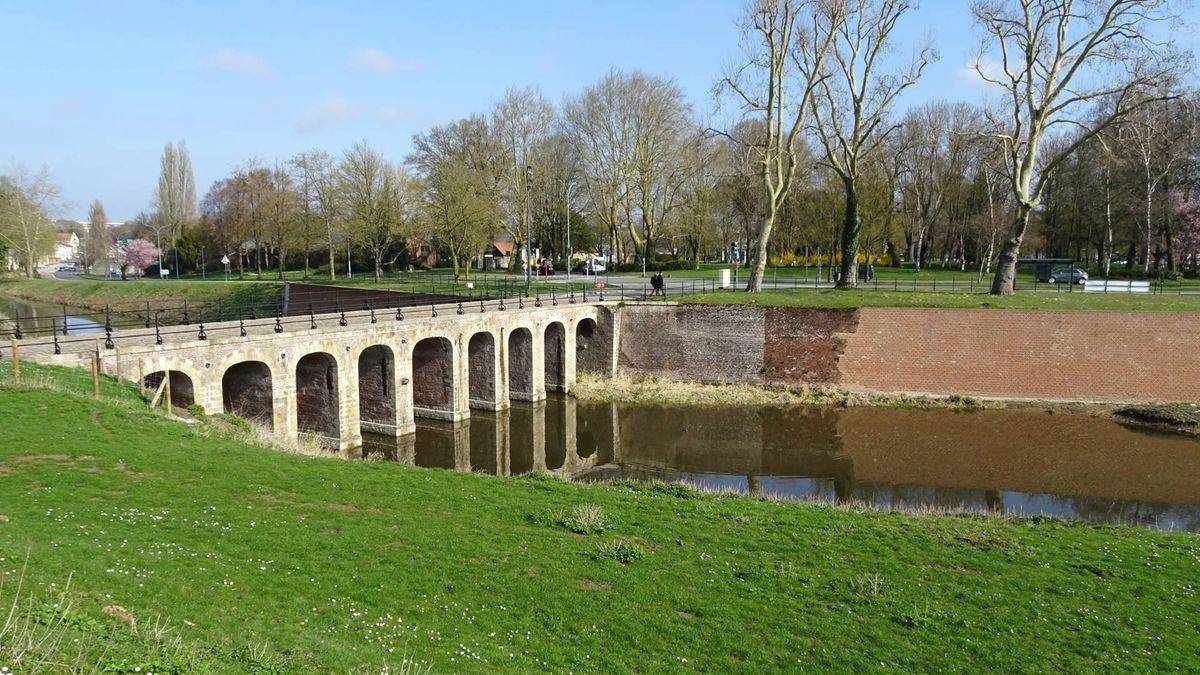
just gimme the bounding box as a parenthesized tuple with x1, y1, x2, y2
(1, 297, 104, 336)
(356, 396, 1200, 532)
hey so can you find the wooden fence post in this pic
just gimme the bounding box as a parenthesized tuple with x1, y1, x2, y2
(10, 338, 19, 386)
(91, 352, 100, 400)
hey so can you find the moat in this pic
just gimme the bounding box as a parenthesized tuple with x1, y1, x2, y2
(356, 395, 1200, 532)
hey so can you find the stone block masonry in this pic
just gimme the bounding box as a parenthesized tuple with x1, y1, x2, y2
(616, 304, 1200, 403)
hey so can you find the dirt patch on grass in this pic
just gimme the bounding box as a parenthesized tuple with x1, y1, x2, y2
(12, 453, 74, 463)
(577, 579, 612, 590)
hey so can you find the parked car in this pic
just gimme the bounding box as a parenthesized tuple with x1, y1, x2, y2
(574, 257, 607, 274)
(1047, 267, 1088, 284)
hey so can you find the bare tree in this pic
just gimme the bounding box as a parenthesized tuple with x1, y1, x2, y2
(493, 86, 556, 272)
(263, 162, 300, 279)
(809, 0, 933, 288)
(83, 199, 113, 273)
(340, 142, 415, 282)
(153, 140, 197, 273)
(973, 0, 1179, 294)
(563, 71, 640, 266)
(717, 0, 842, 291)
(0, 165, 61, 277)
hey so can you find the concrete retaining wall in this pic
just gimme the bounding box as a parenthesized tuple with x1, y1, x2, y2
(616, 304, 1200, 403)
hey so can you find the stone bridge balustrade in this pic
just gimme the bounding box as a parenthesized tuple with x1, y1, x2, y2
(74, 302, 615, 452)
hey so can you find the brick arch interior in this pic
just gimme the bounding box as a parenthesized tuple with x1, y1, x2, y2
(296, 352, 339, 438)
(575, 314, 609, 374)
(468, 331, 496, 406)
(222, 360, 273, 428)
(142, 369, 195, 409)
(412, 337, 453, 411)
(508, 327, 534, 398)
(544, 321, 566, 389)
(358, 345, 395, 426)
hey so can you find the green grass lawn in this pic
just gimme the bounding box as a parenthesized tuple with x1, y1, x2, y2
(671, 288, 1200, 312)
(1, 363, 1198, 671)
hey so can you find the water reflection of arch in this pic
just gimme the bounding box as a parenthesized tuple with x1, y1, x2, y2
(295, 351, 340, 439)
(221, 360, 274, 428)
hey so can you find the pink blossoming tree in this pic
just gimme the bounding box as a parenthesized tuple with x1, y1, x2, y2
(123, 238, 161, 275)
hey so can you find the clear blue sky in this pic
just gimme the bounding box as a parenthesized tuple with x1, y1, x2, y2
(0, 0, 1193, 220)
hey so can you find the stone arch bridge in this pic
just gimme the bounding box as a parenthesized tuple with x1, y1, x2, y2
(31, 299, 618, 451)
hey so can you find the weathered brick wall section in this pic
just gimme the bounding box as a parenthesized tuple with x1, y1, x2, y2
(616, 304, 1200, 403)
(763, 307, 858, 385)
(617, 304, 767, 384)
(839, 308, 1200, 402)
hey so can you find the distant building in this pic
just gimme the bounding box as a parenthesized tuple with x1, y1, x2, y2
(50, 232, 80, 264)
(478, 239, 515, 270)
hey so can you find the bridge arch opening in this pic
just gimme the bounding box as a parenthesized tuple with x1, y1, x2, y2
(296, 352, 339, 438)
(508, 327, 534, 399)
(358, 345, 395, 429)
(544, 322, 566, 391)
(468, 332, 496, 408)
(222, 361, 273, 428)
(575, 316, 608, 373)
(142, 370, 194, 409)
(412, 337, 453, 412)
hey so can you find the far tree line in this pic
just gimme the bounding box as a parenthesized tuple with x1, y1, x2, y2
(2, 0, 1196, 295)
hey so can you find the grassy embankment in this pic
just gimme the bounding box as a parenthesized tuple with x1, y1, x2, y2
(670, 287, 1200, 312)
(0, 362, 1198, 671)
(0, 278, 284, 312)
(573, 372, 992, 410)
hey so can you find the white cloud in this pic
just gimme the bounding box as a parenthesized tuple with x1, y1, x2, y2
(347, 48, 419, 76)
(205, 48, 276, 79)
(956, 55, 1002, 87)
(297, 96, 354, 132)
(375, 103, 414, 124)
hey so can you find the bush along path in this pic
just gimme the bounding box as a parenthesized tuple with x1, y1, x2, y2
(0, 364, 1198, 671)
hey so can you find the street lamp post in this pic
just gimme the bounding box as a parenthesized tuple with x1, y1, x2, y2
(524, 165, 533, 295)
(565, 179, 577, 281)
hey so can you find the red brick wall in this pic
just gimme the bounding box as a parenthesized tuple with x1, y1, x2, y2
(839, 308, 1200, 403)
(616, 304, 1200, 403)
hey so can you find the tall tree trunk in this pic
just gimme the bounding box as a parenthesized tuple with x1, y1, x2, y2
(836, 183, 861, 289)
(990, 203, 1033, 295)
(1103, 167, 1113, 279)
(746, 202, 777, 292)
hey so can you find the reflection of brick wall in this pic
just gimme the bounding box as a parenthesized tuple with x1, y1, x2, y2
(617, 304, 1200, 403)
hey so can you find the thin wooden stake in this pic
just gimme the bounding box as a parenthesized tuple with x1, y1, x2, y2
(91, 352, 100, 400)
(165, 371, 172, 417)
(10, 338, 19, 386)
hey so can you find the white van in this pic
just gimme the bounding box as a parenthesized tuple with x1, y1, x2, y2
(576, 257, 606, 275)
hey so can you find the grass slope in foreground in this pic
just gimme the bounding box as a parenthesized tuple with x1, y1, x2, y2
(672, 287, 1200, 311)
(0, 365, 1198, 671)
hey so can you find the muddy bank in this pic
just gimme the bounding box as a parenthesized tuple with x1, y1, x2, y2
(573, 372, 1199, 436)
